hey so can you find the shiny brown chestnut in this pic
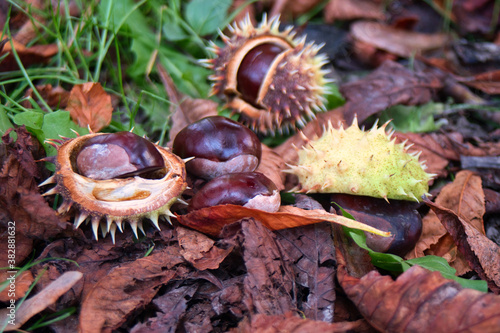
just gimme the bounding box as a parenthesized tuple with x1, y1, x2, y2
(76, 131, 164, 180)
(330, 193, 422, 256)
(188, 172, 280, 212)
(172, 116, 262, 180)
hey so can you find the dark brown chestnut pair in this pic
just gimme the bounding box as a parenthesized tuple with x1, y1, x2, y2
(330, 194, 423, 256)
(173, 116, 262, 180)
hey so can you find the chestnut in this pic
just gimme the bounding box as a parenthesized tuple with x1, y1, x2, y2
(188, 172, 280, 212)
(330, 194, 422, 256)
(76, 132, 164, 180)
(172, 116, 262, 179)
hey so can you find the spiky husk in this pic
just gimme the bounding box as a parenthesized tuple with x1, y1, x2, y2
(202, 14, 331, 134)
(41, 133, 188, 242)
(286, 118, 435, 202)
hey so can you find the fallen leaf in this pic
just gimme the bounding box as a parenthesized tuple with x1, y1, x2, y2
(130, 284, 198, 333)
(176, 204, 390, 238)
(0, 37, 59, 72)
(0, 271, 83, 331)
(241, 219, 295, 315)
(457, 70, 500, 95)
(66, 82, 113, 132)
(177, 227, 234, 270)
(276, 222, 336, 322)
(0, 271, 33, 302)
(452, 0, 499, 36)
(350, 21, 450, 58)
(22, 84, 70, 111)
(338, 261, 500, 333)
(0, 127, 68, 239)
(339, 61, 443, 124)
(324, 0, 384, 23)
(78, 246, 186, 333)
(425, 198, 500, 293)
(408, 171, 486, 276)
(233, 312, 368, 333)
(256, 145, 286, 191)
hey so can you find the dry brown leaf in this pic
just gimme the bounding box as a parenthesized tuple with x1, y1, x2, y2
(22, 84, 70, 110)
(457, 70, 500, 95)
(425, 198, 500, 293)
(0, 271, 83, 331)
(256, 145, 286, 190)
(234, 312, 369, 333)
(324, 0, 385, 23)
(338, 260, 500, 333)
(0, 37, 59, 72)
(339, 60, 443, 124)
(408, 171, 486, 276)
(66, 82, 113, 132)
(0, 271, 33, 302)
(241, 219, 295, 316)
(79, 247, 185, 333)
(1, 127, 68, 239)
(350, 21, 450, 58)
(177, 227, 233, 270)
(176, 204, 390, 238)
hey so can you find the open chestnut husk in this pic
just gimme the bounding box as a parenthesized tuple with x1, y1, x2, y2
(173, 116, 262, 180)
(188, 172, 280, 213)
(41, 131, 187, 241)
(330, 193, 422, 256)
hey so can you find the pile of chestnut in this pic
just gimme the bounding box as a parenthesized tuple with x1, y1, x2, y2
(172, 116, 281, 213)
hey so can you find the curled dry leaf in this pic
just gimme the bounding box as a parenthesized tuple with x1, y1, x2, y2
(176, 204, 390, 238)
(177, 226, 234, 270)
(338, 261, 500, 333)
(350, 21, 450, 58)
(0, 271, 83, 331)
(457, 70, 500, 95)
(324, 0, 385, 23)
(66, 82, 113, 132)
(339, 60, 442, 124)
(79, 247, 185, 333)
(408, 171, 486, 276)
(425, 198, 500, 294)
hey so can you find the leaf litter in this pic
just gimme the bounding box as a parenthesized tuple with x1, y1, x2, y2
(2, 0, 500, 332)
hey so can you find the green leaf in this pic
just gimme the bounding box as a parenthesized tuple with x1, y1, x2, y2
(184, 0, 232, 36)
(342, 225, 488, 292)
(40, 111, 89, 156)
(13, 111, 44, 130)
(0, 105, 14, 136)
(406, 256, 488, 292)
(325, 83, 345, 110)
(379, 102, 446, 133)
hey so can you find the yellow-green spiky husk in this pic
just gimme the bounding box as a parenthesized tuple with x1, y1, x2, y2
(288, 119, 434, 202)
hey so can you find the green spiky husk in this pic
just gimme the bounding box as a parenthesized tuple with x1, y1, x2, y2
(288, 119, 434, 202)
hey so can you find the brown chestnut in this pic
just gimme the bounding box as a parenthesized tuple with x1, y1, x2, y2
(188, 172, 280, 212)
(330, 194, 422, 256)
(76, 132, 164, 180)
(172, 116, 262, 180)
